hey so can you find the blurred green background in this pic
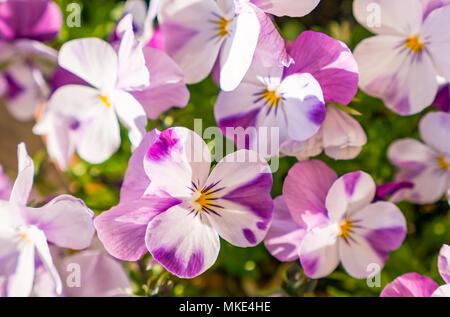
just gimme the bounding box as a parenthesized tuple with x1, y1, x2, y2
(4, 0, 448, 297)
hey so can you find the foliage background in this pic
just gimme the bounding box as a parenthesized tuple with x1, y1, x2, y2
(1, 0, 448, 297)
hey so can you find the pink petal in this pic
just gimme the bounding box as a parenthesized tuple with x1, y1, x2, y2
(381, 273, 438, 297)
(283, 160, 337, 229)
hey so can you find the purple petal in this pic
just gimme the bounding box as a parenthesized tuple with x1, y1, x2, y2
(285, 31, 359, 105)
(283, 160, 337, 230)
(0, 0, 62, 41)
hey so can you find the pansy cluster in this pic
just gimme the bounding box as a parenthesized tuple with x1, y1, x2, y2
(0, 0, 449, 297)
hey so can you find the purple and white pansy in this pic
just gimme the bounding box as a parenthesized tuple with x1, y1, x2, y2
(353, 0, 450, 115)
(34, 14, 190, 168)
(381, 244, 450, 297)
(277, 160, 407, 279)
(0, 0, 62, 121)
(388, 111, 450, 204)
(0, 143, 95, 297)
(95, 127, 274, 278)
(158, 0, 319, 92)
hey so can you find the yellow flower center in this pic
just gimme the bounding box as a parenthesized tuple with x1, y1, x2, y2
(99, 95, 112, 108)
(20, 232, 31, 243)
(340, 219, 354, 239)
(262, 90, 282, 108)
(438, 156, 449, 171)
(405, 35, 425, 53)
(193, 190, 214, 212)
(218, 18, 230, 37)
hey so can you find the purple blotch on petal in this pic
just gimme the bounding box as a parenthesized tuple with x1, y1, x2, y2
(146, 129, 178, 161)
(243, 228, 257, 244)
(343, 172, 361, 196)
(306, 97, 326, 126)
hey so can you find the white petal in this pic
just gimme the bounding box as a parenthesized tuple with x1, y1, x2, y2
(10, 143, 34, 206)
(220, 4, 260, 91)
(58, 38, 118, 90)
(112, 91, 147, 149)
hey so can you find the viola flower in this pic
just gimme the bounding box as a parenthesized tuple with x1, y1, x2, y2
(35, 22, 150, 165)
(0, 143, 95, 297)
(278, 31, 363, 160)
(95, 127, 274, 278)
(158, 0, 262, 91)
(215, 30, 360, 156)
(282, 160, 407, 279)
(0, 0, 62, 121)
(433, 82, 450, 112)
(388, 111, 450, 204)
(353, 0, 450, 115)
(381, 244, 450, 297)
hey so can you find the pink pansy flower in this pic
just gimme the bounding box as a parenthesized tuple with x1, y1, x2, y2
(278, 31, 362, 160)
(34, 19, 150, 165)
(215, 30, 359, 156)
(158, 0, 306, 91)
(32, 239, 131, 297)
(388, 111, 450, 204)
(0, 0, 62, 121)
(95, 127, 274, 278)
(34, 15, 189, 169)
(0, 143, 95, 297)
(281, 160, 406, 279)
(381, 244, 450, 297)
(353, 0, 450, 115)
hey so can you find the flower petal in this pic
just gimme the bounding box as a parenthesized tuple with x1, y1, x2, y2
(283, 160, 337, 229)
(146, 205, 220, 278)
(432, 284, 450, 297)
(159, 0, 224, 84)
(21, 195, 95, 250)
(354, 35, 438, 115)
(143, 127, 211, 198)
(422, 6, 450, 82)
(60, 251, 131, 297)
(354, 201, 407, 261)
(10, 143, 34, 206)
(419, 111, 450, 156)
(204, 150, 273, 247)
(58, 38, 118, 90)
(111, 90, 147, 149)
(438, 244, 450, 284)
(299, 222, 340, 279)
(353, 0, 423, 35)
(252, 0, 320, 17)
(321, 106, 367, 160)
(0, 0, 62, 41)
(219, 3, 260, 91)
(95, 196, 180, 261)
(381, 272, 439, 297)
(6, 242, 35, 297)
(120, 130, 159, 202)
(76, 106, 121, 165)
(131, 47, 189, 120)
(279, 73, 326, 141)
(325, 171, 376, 221)
(285, 31, 359, 105)
(264, 196, 306, 262)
